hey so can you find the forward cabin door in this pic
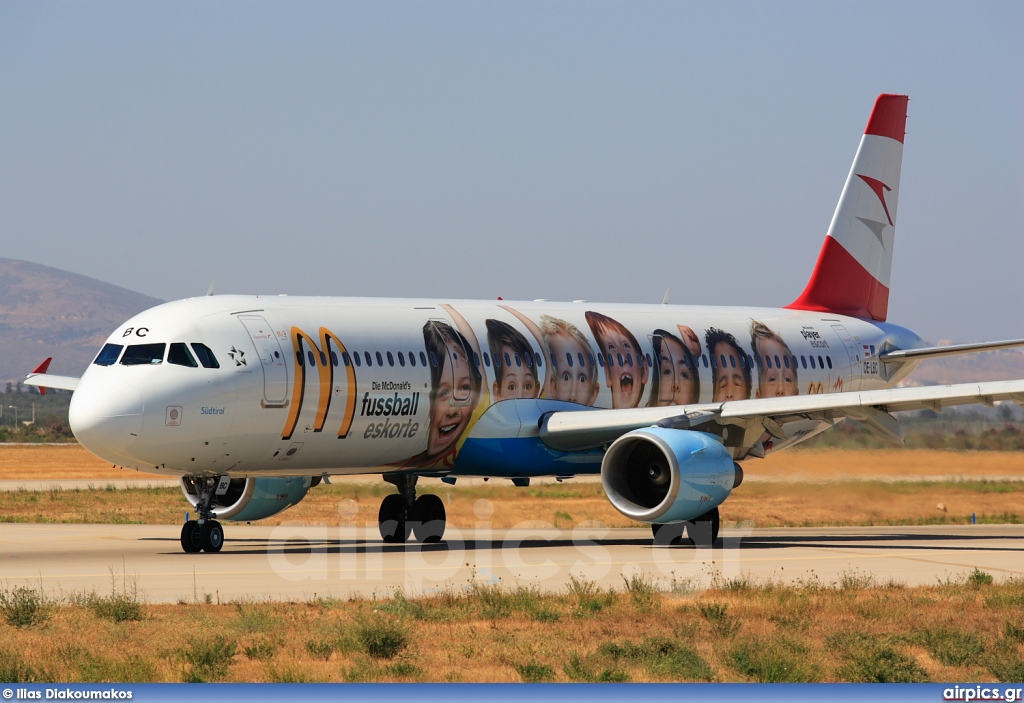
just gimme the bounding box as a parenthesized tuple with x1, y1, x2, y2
(238, 315, 289, 407)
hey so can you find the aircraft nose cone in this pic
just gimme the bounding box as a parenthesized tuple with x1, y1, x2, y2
(69, 380, 144, 462)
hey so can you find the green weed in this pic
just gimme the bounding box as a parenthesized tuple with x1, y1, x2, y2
(698, 601, 740, 637)
(357, 617, 408, 660)
(177, 635, 237, 682)
(729, 638, 814, 682)
(968, 568, 994, 587)
(920, 627, 986, 667)
(0, 585, 52, 627)
(515, 662, 555, 682)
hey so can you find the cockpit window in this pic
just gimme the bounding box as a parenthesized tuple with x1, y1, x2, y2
(168, 342, 198, 368)
(120, 343, 166, 366)
(191, 343, 220, 369)
(93, 343, 124, 366)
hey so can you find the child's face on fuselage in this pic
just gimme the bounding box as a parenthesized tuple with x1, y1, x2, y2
(655, 337, 696, 406)
(546, 332, 595, 405)
(711, 341, 750, 402)
(426, 342, 474, 458)
(756, 337, 798, 398)
(596, 326, 647, 409)
(493, 344, 539, 401)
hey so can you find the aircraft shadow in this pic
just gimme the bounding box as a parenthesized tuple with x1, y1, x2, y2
(140, 529, 1022, 557)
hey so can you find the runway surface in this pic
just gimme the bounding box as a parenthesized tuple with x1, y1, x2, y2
(1, 524, 1021, 602)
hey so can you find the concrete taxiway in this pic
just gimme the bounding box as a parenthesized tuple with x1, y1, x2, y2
(1, 524, 1021, 602)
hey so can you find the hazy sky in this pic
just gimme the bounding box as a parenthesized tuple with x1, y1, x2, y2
(2, 2, 1021, 343)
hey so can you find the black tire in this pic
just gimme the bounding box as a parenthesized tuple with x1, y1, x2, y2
(180, 521, 202, 553)
(651, 522, 686, 546)
(201, 520, 224, 553)
(687, 507, 721, 547)
(378, 494, 410, 543)
(411, 494, 446, 543)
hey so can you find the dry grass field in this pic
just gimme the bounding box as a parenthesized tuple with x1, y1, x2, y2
(2, 445, 1023, 528)
(1, 573, 1022, 683)
(4, 444, 1024, 482)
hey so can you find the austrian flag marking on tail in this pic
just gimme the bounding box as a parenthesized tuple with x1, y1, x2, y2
(786, 93, 909, 322)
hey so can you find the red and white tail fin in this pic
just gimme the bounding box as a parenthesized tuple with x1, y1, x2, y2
(787, 93, 908, 321)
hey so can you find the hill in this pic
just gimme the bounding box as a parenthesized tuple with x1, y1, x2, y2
(0, 258, 162, 382)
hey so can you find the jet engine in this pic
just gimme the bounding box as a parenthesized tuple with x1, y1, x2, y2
(180, 476, 313, 522)
(601, 428, 741, 524)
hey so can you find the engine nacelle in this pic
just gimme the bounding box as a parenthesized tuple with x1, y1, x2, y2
(180, 476, 313, 522)
(601, 428, 739, 524)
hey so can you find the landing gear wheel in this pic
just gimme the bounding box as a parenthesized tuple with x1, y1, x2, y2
(200, 520, 224, 553)
(651, 522, 686, 546)
(687, 507, 721, 547)
(411, 494, 446, 543)
(180, 521, 202, 553)
(379, 493, 411, 543)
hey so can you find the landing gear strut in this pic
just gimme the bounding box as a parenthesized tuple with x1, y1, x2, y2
(378, 473, 447, 544)
(180, 477, 224, 553)
(651, 507, 721, 548)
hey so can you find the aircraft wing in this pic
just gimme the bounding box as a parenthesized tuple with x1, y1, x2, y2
(540, 378, 1024, 452)
(23, 358, 79, 394)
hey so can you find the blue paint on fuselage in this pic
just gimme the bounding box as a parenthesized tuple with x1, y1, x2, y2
(452, 436, 604, 478)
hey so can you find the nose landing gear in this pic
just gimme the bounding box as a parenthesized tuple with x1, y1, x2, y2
(180, 477, 225, 553)
(378, 473, 447, 544)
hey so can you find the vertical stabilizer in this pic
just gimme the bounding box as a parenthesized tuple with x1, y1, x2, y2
(786, 94, 908, 321)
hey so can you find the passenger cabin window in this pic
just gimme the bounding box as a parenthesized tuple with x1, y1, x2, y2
(419, 352, 427, 367)
(191, 343, 220, 369)
(353, 352, 362, 367)
(168, 343, 198, 368)
(121, 343, 166, 366)
(826, 356, 833, 369)
(387, 351, 394, 367)
(398, 351, 405, 367)
(93, 343, 124, 366)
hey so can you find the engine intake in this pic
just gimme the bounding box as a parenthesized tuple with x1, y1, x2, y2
(180, 476, 312, 522)
(601, 428, 739, 524)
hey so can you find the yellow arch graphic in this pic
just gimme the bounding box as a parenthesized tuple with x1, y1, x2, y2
(319, 327, 358, 439)
(281, 326, 359, 441)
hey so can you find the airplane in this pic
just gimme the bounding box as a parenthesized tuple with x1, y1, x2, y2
(25, 93, 1024, 554)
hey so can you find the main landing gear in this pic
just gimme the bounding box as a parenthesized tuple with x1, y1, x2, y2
(378, 473, 447, 544)
(180, 477, 224, 553)
(651, 507, 721, 547)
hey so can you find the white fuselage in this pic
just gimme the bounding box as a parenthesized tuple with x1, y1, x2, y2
(68, 295, 924, 478)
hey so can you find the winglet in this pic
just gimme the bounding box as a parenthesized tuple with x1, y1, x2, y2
(31, 358, 53, 395)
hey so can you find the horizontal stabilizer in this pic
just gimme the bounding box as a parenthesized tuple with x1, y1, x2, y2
(879, 338, 1024, 364)
(24, 373, 80, 393)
